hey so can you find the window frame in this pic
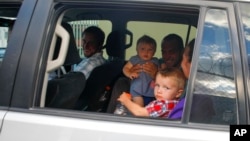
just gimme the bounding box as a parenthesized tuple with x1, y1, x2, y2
(236, 2, 250, 123)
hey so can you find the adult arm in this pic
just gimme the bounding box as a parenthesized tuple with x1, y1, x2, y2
(168, 97, 185, 119)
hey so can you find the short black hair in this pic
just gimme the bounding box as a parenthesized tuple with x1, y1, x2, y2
(161, 33, 184, 52)
(82, 26, 105, 48)
(161, 33, 184, 67)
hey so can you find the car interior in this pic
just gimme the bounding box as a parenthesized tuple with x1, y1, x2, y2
(42, 3, 199, 112)
(40, 3, 239, 125)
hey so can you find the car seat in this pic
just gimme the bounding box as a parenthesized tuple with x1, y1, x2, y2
(51, 22, 81, 74)
(74, 30, 132, 112)
(45, 22, 85, 109)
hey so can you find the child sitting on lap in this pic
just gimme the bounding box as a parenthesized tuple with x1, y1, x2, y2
(123, 35, 159, 107)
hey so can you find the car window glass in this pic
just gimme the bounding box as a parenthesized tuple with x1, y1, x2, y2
(0, 3, 18, 69)
(0, 26, 9, 46)
(191, 9, 237, 125)
(239, 3, 250, 89)
(0, 18, 15, 68)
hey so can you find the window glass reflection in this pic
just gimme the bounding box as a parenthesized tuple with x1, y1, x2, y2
(191, 9, 237, 125)
(239, 3, 250, 84)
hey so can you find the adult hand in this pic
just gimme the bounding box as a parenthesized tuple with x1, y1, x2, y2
(130, 64, 142, 74)
(129, 72, 139, 79)
(142, 62, 158, 78)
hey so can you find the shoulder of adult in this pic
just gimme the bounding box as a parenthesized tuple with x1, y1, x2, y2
(168, 97, 185, 119)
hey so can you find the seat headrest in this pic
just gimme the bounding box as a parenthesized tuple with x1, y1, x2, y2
(62, 22, 82, 65)
(104, 30, 124, 59)
(53, 22, 81, 66)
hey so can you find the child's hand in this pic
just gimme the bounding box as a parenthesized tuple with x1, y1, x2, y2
(117, 92, 131, 104)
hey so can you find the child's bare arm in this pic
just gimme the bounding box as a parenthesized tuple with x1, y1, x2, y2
(118, 92, 149, 117)
(123, 61, 132, 77)
(123, 62, 141, 79)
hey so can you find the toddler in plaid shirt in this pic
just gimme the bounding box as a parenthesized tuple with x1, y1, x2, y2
(117, 67, 186, 118)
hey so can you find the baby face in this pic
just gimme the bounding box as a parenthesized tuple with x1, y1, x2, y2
(137, 42, 156, 61)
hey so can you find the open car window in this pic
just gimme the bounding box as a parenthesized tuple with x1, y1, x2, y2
(41, 3, 200, 113)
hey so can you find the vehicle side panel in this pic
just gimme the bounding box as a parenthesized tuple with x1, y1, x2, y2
(0, 112, 228, 141)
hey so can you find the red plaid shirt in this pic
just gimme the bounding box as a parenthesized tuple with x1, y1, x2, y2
(145, 100, 179, 118)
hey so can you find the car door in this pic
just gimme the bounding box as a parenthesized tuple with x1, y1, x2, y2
(0, 0, 247, 141)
